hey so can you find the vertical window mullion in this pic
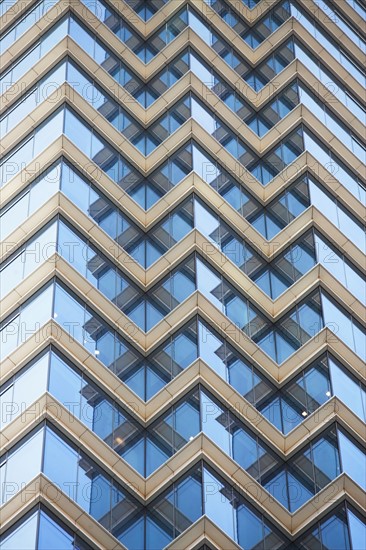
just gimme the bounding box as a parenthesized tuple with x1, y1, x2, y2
(45, 346, 52, 392)
(35, 503, 42, 547)
(40, 422, 46, 477)
(335, 422, 344, 476)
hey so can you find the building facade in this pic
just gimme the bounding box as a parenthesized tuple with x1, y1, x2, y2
(0, 0, 365, 548)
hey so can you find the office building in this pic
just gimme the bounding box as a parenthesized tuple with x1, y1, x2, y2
(0, 0, 365, 548)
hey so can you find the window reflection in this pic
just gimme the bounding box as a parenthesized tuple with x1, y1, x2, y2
(0, 426, 291, 549)
(297, 502, 366, 549)
(2, 344, 365, 505)
(2, 302, 364, 436)
(0, 505, 92, 550)
(0, 0, 58, 54)
(1, 266, 364, 367)
(208, 0, 365, 77)
(131, 0, 167, 21)
(2, 65, 363, 203)
(2, 497, 364, 550)
(3, 3, 364, 121)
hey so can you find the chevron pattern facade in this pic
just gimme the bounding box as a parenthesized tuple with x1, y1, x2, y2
(0, 0, 365, 548)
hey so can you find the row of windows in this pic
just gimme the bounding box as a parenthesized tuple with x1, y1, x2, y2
(290, 40, 364, 120)
(299, 501, 366, 549)
(0, 423, 289, 548)
(208, 0, 365, 59)
(0, 192, 358, 327)
(1, 276, 365, 427)
(258, 352, 366, 433)
(0, 14, 69, 93)
(2, 500, 365, 550)
(315, 0, 366, 51)
(292, 2, 365, 80)
(7, 0, 362, 72)
(2, 14, 364, 182)
(2, 101, 364, 210)
(0, 100, 306, 188)
(254, 229, 364, 301)
(2, 158, 364, 259)
(247, 174, 365, 247)
(0, 506, 91, 550)
(206, 0, 292, 47)
(2, 6, 364, 122)
(1, 270, 364, 370)
(81, 0, 198, 63)
(1, 344, 365, 496)
(0, 0, 166, 58)
(2, 328, 366, 439)
(2, 192, 364, 308)
(254, 81, 365, 156)
(86, 0, 366, 76)
(1, 422, 366, 549)
(2, 52, 364, 174)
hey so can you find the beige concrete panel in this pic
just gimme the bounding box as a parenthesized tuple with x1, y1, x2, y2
(166, 516, 240, 549)
(332, 0, 365, 31)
